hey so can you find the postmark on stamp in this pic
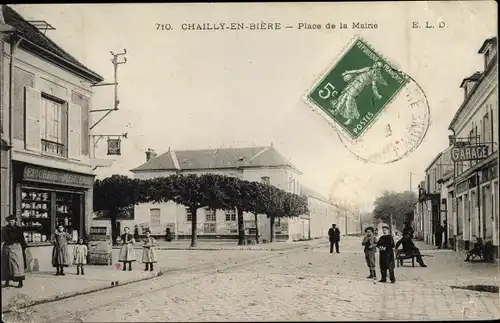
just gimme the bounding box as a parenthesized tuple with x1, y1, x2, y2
(304, 37, 430, 164)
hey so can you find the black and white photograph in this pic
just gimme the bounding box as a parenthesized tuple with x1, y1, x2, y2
(0, 1, 498, 322)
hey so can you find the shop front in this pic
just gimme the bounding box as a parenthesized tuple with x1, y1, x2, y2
(12, 161, 94, 271)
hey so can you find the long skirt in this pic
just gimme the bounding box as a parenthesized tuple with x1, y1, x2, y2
(52, 245, 71, 267)
(1, 243, 25, 281)
(364, 251, 376, 269)
(119, 244, 136, 262)
(379, 250, 395, 270)
(141, 247, 157, 264)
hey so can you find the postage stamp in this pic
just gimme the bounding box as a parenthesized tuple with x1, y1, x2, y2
(337, 76, 430, 164)
(305, 37, 409, 140)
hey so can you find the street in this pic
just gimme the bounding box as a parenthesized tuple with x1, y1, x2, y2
(3, 237, 498, 322)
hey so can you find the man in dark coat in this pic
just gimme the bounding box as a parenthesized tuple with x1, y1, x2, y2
(435, 223, 445, 249)
(377, 225, 396, 283)
(402, 222, 414, 239)
(328, 224, 341, 254)
(1, 215, 27, 288)
(395, 233, 427, 267)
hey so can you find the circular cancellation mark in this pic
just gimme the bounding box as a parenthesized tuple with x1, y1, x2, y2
(335, 75, 431, 164)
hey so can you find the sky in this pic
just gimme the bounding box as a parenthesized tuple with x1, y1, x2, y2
(12, 2, 497, 212)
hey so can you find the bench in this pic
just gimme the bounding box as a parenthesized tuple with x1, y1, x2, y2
(465, 241, 495, 262)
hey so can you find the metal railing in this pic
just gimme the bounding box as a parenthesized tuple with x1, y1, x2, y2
(41, 139, 65, 157)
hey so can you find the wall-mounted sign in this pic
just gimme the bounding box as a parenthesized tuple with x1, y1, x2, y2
(107, 138, 121, 155)
(23, 165, 94, 188)
(451, 145, 489, 162)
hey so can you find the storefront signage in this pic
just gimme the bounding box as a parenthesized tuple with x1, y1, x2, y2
(107, 138, 121, 155)
(23, 166, 94, 188)
(88, 224, 112, 265)
(451, 145, 489, 162)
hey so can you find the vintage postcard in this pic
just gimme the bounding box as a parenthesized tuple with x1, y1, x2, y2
(0, 1, 498, 322)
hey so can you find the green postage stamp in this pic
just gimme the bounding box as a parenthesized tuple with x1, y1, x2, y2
(306, 37, 409, 140)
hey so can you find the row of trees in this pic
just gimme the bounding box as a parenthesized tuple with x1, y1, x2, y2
(94, 174, 309, 247)
(372, 190, 417, 231)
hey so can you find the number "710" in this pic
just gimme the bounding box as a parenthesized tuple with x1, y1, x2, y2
(318, 82, 338, 99)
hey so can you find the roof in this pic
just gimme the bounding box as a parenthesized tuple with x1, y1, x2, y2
(459, 71, 482, 88)
(131, 146, 301, 173)
(300, 185, 330, 203)
(424, 151, 443, 172)
(478, 37, 497, 54)
(2, 5, 103, 83)
(449, 37, 498, 130)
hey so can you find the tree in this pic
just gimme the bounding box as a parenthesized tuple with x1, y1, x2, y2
(93, 175, 142, 244)
(372, 190, 417, 232)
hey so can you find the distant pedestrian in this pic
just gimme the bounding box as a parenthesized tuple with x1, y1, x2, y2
(51, 224, 72, 276)
(328, 224, 341, 254)
(435, 223, 445, 249)
(402, 222, 414, 239)
(142, 230, 157, 271)
(1, 215, 27, 288)
(165, 227, 173, 242)
(361, 226, 377, 280)
(118, 227, 136, 271)
(377, 225, 396, 283)
(73, 237, 88, 275)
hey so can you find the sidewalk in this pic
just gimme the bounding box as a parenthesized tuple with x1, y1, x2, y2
(1, 266, 159, 313)
(112, 238, 330, 251)
(2, 240, 327, 313)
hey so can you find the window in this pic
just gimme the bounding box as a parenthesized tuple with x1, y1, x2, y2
(225, 208, 236, 221)
(41, 96, 65, 156)
(485, 49, 490, 68)
(261, 176, 270, 186)
(186, 207, 192, 222)
(150, 208, 161, 227)
(483, 112, 490, 144)
(205, 208, 216, 222)
(203, 223, 216, 233)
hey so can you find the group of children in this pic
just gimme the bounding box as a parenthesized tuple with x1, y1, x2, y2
(50, 225, 157, 276)
(361, 225, 396, 283)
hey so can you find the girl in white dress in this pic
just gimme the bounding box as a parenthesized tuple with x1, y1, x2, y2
(73, 237, 88, 275)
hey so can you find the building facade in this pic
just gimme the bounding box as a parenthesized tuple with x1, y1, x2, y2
(417, 37, 498, 256)
(1, 5, 103, 267)
(299, 185, 342, 240)
(416, 147, 454, 246)
(449, 37, 498, 253)
(121, 146, 320, 241)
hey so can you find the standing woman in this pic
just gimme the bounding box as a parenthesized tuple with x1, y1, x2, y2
(1, 215, 27, 288)
(141, 230, 157, 271)
(118, 227, 136, 271)
(376, 225, 396, 283)
(51, 224, 72, 276)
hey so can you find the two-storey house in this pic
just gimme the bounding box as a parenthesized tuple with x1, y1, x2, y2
(449, 37, 498, 253)
(125, 145, 303, 241)
(1, 5, 103, 267)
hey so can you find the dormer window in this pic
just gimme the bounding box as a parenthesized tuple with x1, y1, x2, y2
(485, 49, 490, 68)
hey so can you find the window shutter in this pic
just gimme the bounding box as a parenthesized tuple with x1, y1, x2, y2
(24, 86, 42, 152)
(68, 103, 82, 160)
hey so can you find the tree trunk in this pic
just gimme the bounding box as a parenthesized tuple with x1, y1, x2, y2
(237, 208, 245, 245)
(110, 213, 118, 245)
(270, 216, 275, 243)
(254, 213, 260, 244)
(190, 206, 198, 248)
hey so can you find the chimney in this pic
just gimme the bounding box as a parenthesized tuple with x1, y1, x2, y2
(146, 148, 157, 162)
